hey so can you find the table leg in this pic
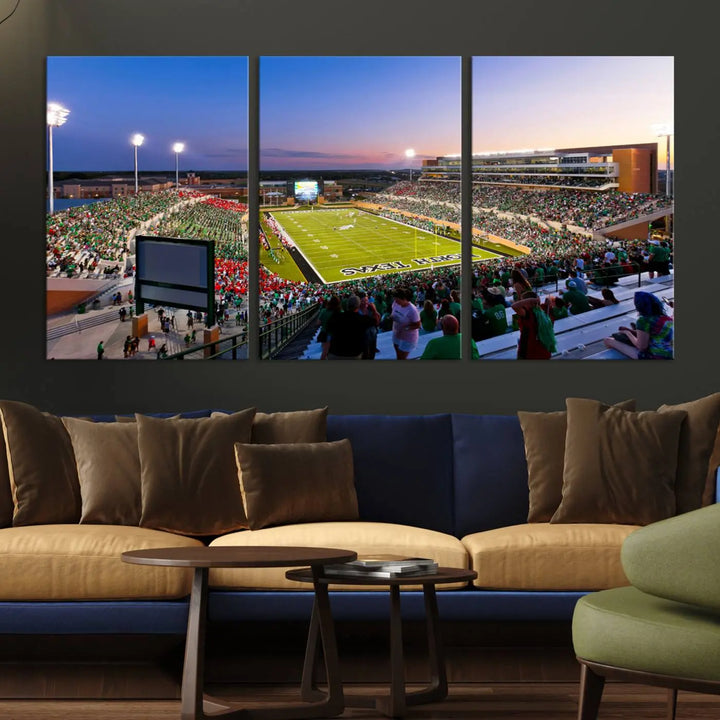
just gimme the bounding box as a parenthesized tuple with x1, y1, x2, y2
(181, 567, 343, 720)
(375, 585, 406, 718)
(310, 569, 344, 716)
(345, 583, 449, 718)
(300, 599, 322, 702)
(181, 567, 208, 720)
(405, 583, 447, 706)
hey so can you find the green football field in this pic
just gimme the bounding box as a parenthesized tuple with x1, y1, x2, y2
(268, 208, 499, 284)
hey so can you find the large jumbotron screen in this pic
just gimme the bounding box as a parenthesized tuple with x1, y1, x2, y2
(294, 180, 319, 202)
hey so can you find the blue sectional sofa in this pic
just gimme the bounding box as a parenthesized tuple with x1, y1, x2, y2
(0, 410, 661, 636)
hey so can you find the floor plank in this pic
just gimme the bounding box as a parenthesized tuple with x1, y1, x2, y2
(1, 683, 720, 719)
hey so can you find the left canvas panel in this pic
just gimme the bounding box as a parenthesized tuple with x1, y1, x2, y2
(46, 56, 249, 361)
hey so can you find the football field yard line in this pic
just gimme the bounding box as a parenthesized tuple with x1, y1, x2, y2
(271, 208, 498, 284)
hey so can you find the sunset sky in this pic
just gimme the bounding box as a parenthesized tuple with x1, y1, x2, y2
(47, 55, 673, 172)
(259, 56, 460, 170)
(473, 56, 674, 166)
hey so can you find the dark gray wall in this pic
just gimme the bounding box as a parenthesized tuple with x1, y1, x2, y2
(0, 0, 716, 415)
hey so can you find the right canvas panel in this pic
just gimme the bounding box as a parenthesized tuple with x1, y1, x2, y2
(470, 56, 674, 360)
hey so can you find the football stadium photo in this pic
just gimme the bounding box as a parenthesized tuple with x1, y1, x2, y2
(45, 55, 673, 361)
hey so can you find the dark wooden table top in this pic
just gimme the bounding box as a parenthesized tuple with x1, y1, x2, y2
(122, 546, 357, 568)
(286, 566, 477, 586)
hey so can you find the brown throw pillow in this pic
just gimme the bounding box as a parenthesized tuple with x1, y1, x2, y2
(658, 393, 720, 513)
(115, 414, 181, 422)
(0, 400, 81, 526)
(138, 409, 256, 536)
(251, 408, 328, 443)
(234, 439, 358, 530)
(212, 408, 328, 444)
(705, 427, 720, 506)
(62, 417, 141, 525)
(0, 429, 13, 528)
(518, 399, 636, 522)
(551, 398, 687, 525)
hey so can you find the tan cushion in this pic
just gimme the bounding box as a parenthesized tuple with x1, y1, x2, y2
(138, 409, 256, 536)
(551, 399, 686, 525)
(235, 440, 358, 530)
(658, 393, 720, 513)
(0, 525, 203, 600)
(0, 430, 12, 528)
(62, 417, 141, 525)
(209, 521, 469, 590)
(462, 523, 638, 590)
(0, 400, 81, 525)
(212, 408, 328, 444)
(518, 400, 635, 522)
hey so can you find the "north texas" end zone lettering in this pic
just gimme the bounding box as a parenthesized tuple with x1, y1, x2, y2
(340, 254, 461, 276)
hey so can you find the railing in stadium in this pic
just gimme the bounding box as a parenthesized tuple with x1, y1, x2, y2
(164, 302, 320, 360)
(259, 303, 321, 360)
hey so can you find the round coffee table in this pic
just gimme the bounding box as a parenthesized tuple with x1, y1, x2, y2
(123, 546, 356, 720)
(286, 565, 477, 718)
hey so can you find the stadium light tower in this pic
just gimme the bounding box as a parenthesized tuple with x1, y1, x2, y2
(131, 133, 145, 194)
(47, 103, 70, 215)
(405, 148, 416, 183)
(651, 123, 673, 197)
(172, 142, 185, 191)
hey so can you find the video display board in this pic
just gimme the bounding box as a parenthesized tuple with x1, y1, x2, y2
(294, 180, 319, 203)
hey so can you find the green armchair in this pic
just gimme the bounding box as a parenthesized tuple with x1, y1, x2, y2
(572, 503, 720, 720)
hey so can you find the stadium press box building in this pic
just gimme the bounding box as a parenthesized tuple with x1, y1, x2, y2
(421, 143, 658, 194)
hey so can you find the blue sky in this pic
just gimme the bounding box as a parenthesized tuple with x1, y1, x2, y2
(46, 55, 672, 171)
(47, 56, 248, 171)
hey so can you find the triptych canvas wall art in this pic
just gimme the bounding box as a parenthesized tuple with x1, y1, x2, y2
(46, 56, 673, 361)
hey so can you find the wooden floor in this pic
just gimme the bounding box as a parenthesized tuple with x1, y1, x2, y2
(2, 683, 720, 719)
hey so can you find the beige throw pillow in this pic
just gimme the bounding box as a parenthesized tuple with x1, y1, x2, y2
(235, 439, 358, 530)
(518, 399, 635, 522)
(212, 408, 328, 444)
(0, 400, 81, 525)
(138, 409, 256, 536)
(551, 398, 686, 525)
(62, 417, 141, 525)
(658, 393, 720, 513)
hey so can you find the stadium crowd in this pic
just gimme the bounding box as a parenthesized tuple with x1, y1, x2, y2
(46, 179, 672, 360)
(376, 180, 673, 232)
(46, 189, 188, 277)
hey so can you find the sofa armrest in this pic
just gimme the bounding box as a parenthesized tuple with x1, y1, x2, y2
(621, 503, 720, 611)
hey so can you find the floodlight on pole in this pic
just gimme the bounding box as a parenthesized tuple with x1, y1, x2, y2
(405, 148, 416, 183)
(131, 134, 145, 194)
(172, 142, 185, 191)
(651, 123, 674, 197)
(47, 103, 70, 215)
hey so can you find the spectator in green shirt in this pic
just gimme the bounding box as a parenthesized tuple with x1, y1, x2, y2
(649, 241, 671, 277)
(421, 315, 480, 360)
(420, 300, 438, 333)
(561, 279, 592, 314)
(448, 290, 462, 320)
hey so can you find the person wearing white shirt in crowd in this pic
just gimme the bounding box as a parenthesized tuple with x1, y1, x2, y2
(390, 287, 421, 360)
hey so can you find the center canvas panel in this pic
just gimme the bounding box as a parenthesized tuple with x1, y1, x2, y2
(258, 56, 466, 361)
(46, 56, 249, 361)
